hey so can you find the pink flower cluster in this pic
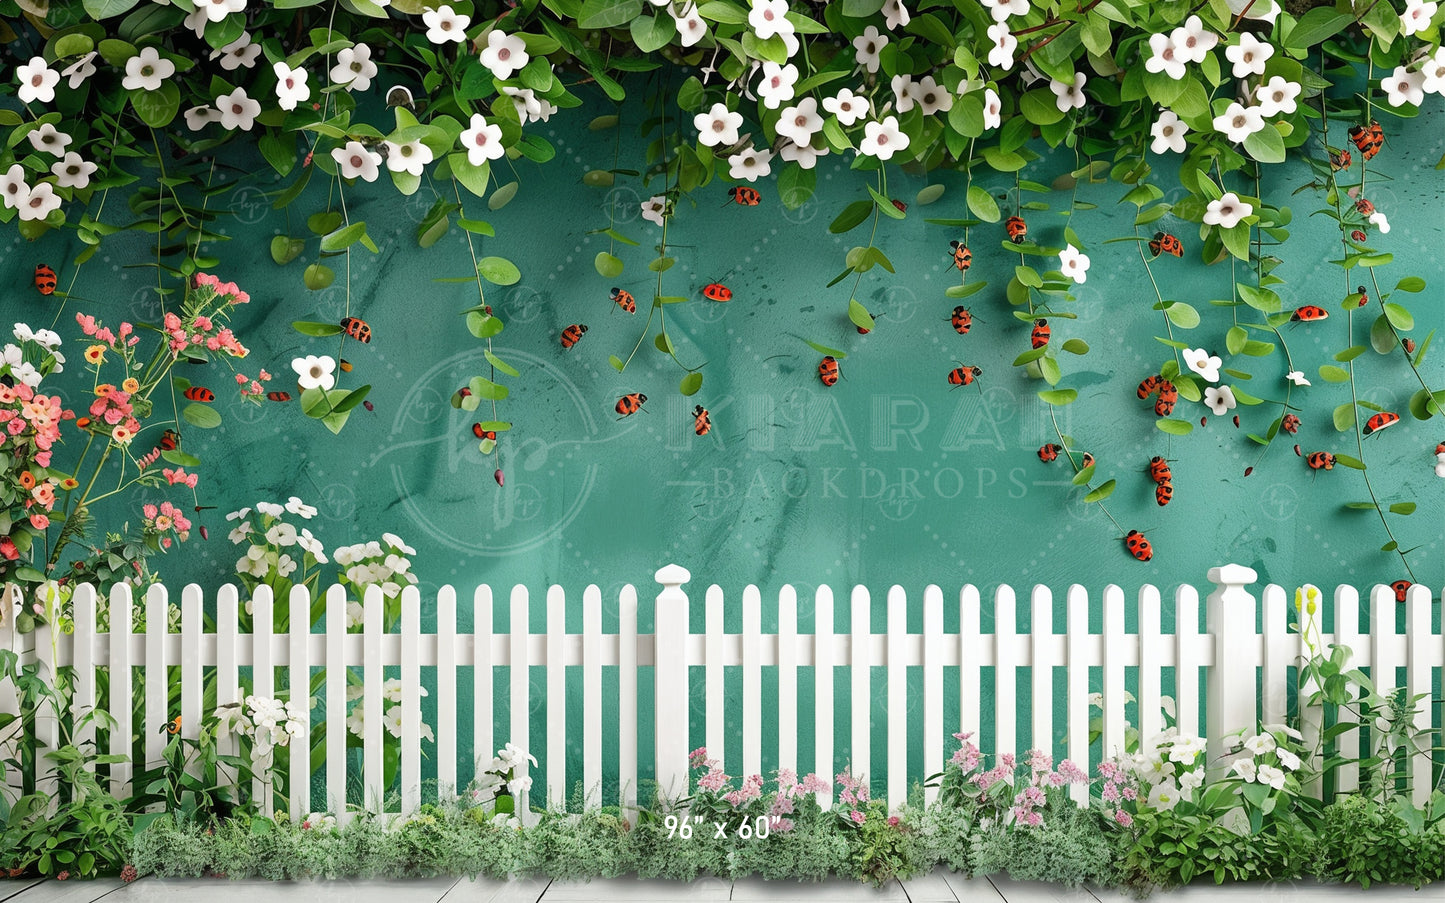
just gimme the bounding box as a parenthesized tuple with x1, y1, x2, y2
(235, 369, 273, 400)
(0, 381, 73, 469)
(143, 500, 192, 547)
(89, 385, 137, 427)
(76, 313, 140, 348)
(951, 731, 983, 770)
(193, 272, 251, 305)
(836, 767, 870, 807)
(722, 773, 764, 808)
(162, 467, 198, 489)
(1097, 760, 1140, 827)
(162, 311, 248, 358)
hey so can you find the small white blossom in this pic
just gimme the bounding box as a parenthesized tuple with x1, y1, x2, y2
(749, 0, 794, 41)
(27, 123, 72, 156)
(60, 52, 97, 91)
(384, 139, 433, 176)
(1382, 66, 1425, 107)
(1204, 385, 1237, 415)
(479, 30, 528, 80)
(184, 106, 220, 131)
(882, 0, 910, 29)
(1225, 33, 1273, 79)
(211, 32, 261, 71)
(1402, 0, 1439, 35)
(979, 0, 1028, 22)
(1256, 764, 1286, 790)
(853, 26, 889, 74)
(1369, 210, 1390, 233)
(16, 182, 60, 222)
(1231, 758, 1257, 781)
(891, 74, 916, 113)
(823, 88, 869, 126)
(1050, 72, 1087, 112)
(640, 194, 668, 226)
(982, 88, 1002, 129)
(776, 97, 822, 146)
(859, 115, 910, 161)
(50, 152, 96, 190)
(1150, 109, 1188, 154)
(292, 354, 338, 391)
(1286, 370, 1310, 387)
(1418, 48, 1445, 95)
(670, 3, 708, 47)
(727, 145, 773, 181)
(779, 139, 827, 169)
(910, 75, 953, 115)
(986, 22, 1017, 69)
(123, 47, 175, 92)
(1170, 15, 1219, 64)
(193, 0, 245, 23)
(1146, 34, 1186, 81)
(0, 164, 30, 211)
(1203, 191, 1252, 229)
(273, 62, 311, 111)
(1254, 75, 1300, 117)
(1058, 244, 1091, 283)
(330, 44, 377, 92)
(16, 56, 59, 104)
(1178, 768, 1204, 791)
(424, 4, 470, 44)
(256, 502, 285, 517)
(1183, 348, 1221, 383)
(215, 87, 261, 131)
(331, 141, 383, 180)
(694, 102, 743, 147)
(1213, 101, 1265, 142)
(1276, 748, 1301, 771)
(756, 61, 798, 110)
(459, 113, 505, 164)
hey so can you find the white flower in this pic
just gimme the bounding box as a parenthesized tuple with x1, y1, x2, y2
(182, 7, 209, 36)
(1146, 781, 1181, 811)
(123, 47, 175, 92)
(1369, 210, 1390, 233)
(32, 328, 59, 349)
(16, 56, 59, 105)
(1382, 66, 1425, 107)
(226, 507, 252, 522)
(860, 116, 910, 161)
(670, 3, 708, 47)
(1168, 736, 1207, 765)
(276, 553, 297, 578)
(345, 601, 365, 629)
(776, 97, 822, 145)
(1231, 757, 1257, 781)
(211, 33, 261, 71)
(331, 141, 382, 181)
(215, 87, 260, 131)
(184, 106, 220, 131)
(60, 52, 97, 91)
(1058, 244, 1091, 283)
(502, 85, 542, 121)
(1254, 75, 1300, 117)
(50, 152, 97, 190)
(346, 706, 365, 737)
(459, 113, 505, 164)
(16, 182, 60, 222)
(266, 521, 299, 547)
(1402, 0, 1439, 35)
(1203, 191, 1252, 229)
(330, 44, 377, 92)
(383, 532, 416, 555)
(982, 88, 1002, 129)
(823, 88, 869, 126)
(1256, 764, 1285, 790)
(1436, 452, 1445, 478)
(756, 61, 798, 110)
(1419, 47, 1445, 96)
(1146, 34, 1186, 81)
(194, 0, 245, 22)
(228, 522, 251, 544)
(911, 75, 953, 115)
(1243, 732, 1277, 755)
(640, 194, 668, 226)
(424, 5, 470, 44)
(479, 30, 528, 80)
(1178, 768, 1204, 791)
(780, 140, 827, 168)
(1183, 348, 1221, 383)
(0, 165, 30, 211)
(853, 26, 889, 74)
(1226, 0, 1279, 23)
(285, 496, 317, 518)
(882, 0, 910, 29)
(1286, 370, 1310, 386)
(27, 123, 72, 156)
(980, 0, 1028, 21)
(1213, 101, 1264, 142)
(1149, 109, 1188, 154)
(1276, 748, 1301, 771)
(1225, 33, 1273, 79)
(271, 62, 311, 112)
(256, 501, 284, 517)
(728, 145, 773, 181)
(749, 0, 794, 41)
(891, 75, 918, 113)
(383, 706, 404, 737)
(694, 102, 743, 147)
(292, 354, 337, 391)
(1170, 15, 1219, 64)
(1050, 72, 1087, 112)
(986, 22, 1017, 69)
(384, 139, 433, 176)
(1204, 385, 1237, 415)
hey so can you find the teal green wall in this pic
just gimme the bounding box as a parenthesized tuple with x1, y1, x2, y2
(8, 89, 1443, 802)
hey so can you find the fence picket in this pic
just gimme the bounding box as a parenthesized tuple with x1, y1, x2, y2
(777, 585, 798, 783)
(1065, 585, 1088, 805)
(325, 584, 347, 823)
(289, 585, 311, 819)
(401, 585, 422, 816)
(1137, 584, 1162, 746)
(508, 585, 530, 813)
(1261, 584, 1290, 730)
(1029, 586, 1053, 762)
(73, 585, 98, 763)
(1406, 584, 1432, 805)
(1175, 584, 1203, 741)
(994, 585, 1017, 761)
(1101, 585, 1126, 759)
(886, 586, 906, 808)
(437, 586, 457, 799)
(108, 583, 133, 799)
(922, 585, 942, 806)
(215, 585, 240, 802)
(1333, 584, 1361, 794)
(473, 585, 494, 793)
(180, 587, 203, 784)
(253, 585, 275, 813)
(582, 585, 602, 808)
(813, 586, 834, 809)
(743, 584, 762, 780)
(618, 584, 637, 809)
(1370, 584, 1400, 802)
(1, 586, 25, 801)
(959, 586, 981, 762)
(849, 585, 870, 794)
(546, 586, 565, 810)
(705, 584, 724, 768)
(363, 585, 383, 814)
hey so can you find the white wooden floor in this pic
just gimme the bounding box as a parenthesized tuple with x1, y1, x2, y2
(3, 874, 1443, 902)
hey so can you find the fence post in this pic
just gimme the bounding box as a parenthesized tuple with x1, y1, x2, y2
(653, 564, 691, 800)
(1205, 563, 1257, 777)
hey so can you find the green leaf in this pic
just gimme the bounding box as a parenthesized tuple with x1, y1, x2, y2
(161, 449, 201, 467)
(608, 355, 625, 372)
(1370, 314, 1396, 354)
(1243, 125, 1285, 164)
(777, 163, 816, 209)
(848, 299, 875, 330)
(488, 181, 519, 211)
(1083, 480, 1116, 503)
(182, 403, 221, 429)
(1335, 453, 1365, 470)
(465, 312, 504, 339)
(1390, 502, 1417, 515)
(829, 200, 873, 234)
(1013, 347, 1048, 366)
(1060, 339, 1089, 355)
(308, 211, 343, 235)
(1286, 7, 1352, 50)
(966, 185, 1001, 223)
(945, 282, 987, 299)
(647, 256, 676, 272)
(1164, 302, 1200, 329)
(292, 321, 344, 337)
(320, 222, 367, 252)
(1018, 88, 1065, 125)
(129, 82, 179, 128)
(1156, 419, 1194, 435)
(1334, 345, 1367, 363)
(1383, 303, 1414, 331)
(484, 351, 519, 377)
(915, 184, 945, 206)
(468, 376, 509, 401)
(1333, 402, 1356, 431)
(630, 13, 676, 52)
(330, 385, 371, 414)
(867, 186, 905, 220)
(1395, 276, 1425, 293)
(1072, 465, 1095, 486)
(1225, 326, 1248, 355)
(1237, 283, 1281, 314)
(679, 372, 703, 396)
(595, 252, 624, 278)
(578, 0, 642, 28)
(478, 257, 521, 285)
(1318, 365, 1350, 383)
(270, 236, 305, 266)
(803, 340, 847, 358)
(302, 264, 334, 290)
(84, 0, 141, 18)
(841, 0, 885, 15)
(654, 332, 674, 354)
(1038, 389, 1078, 406)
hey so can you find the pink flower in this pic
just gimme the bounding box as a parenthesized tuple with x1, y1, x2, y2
(258, 369, 271, 380)
(849, 810, 866, 825)
(1047, 771, 1066, 787)
(1, 537, 18, 560)
(1024, 811, 1043, 828)
(800, 773, 829, 794)
(1058, 759, 1088, 783)
(29, 513, 49, 529)
(1102, 782, 1120, 802)
(1114, 809, 1133, 827)
(235, 373, 248, 384)
(689, 746, 709, 768)
(1000, 753, 1016, 768)
(886, 815, 900, 827)
(698, 768, 728, 792)
(76, 313, 97, 334)
(144, 504, 158, 519)
(772, 818, 794, 833)
(1122, 786, 1138, 801)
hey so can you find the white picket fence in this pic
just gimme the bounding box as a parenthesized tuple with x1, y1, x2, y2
(0, 563, 1440, 824)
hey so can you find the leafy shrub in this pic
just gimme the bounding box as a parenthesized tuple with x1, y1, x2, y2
(971, 803, 1122, 888)
(1313, 795, 1445, 888)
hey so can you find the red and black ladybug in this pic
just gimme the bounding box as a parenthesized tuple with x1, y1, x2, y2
(1030, 318, 1050, 350)
(472, 423, 497, 441)
(1281, 414, 1300, 434)
(1306, 451, 1336, 470)
(1290, 306, 1329, 323)
(1153, 380, 1178, 417)
(560, 324, 588, 348)
(1403, 338, 1416, 354)
(610, 287, 636, 314)
(702, 283, 732, 302)
(159, 429, 180, 451)
(1353, 197, 1375, 217)
(1124, 530, 1153, 562)
(1328, 148, 1352, 171)
(1148, 456, 1171, 484)
(1155, 481, 1173, 507)
(340, 316, 372, 343)
(1354, 286, 1369, 308)
(183, 386, 215, 403)
(34, 264, 57, 295)
(1038, 443, 1061, 462)
(1348, 121, 1383, 160)
(728, 186, 761, 206)
(693, 405, 711, 436)
(818, 356, 839, 387)
(1391, 579, 1412, 603)
(950, 306, 973, 335)
(1137, 375, 1164, 400)
(1004, 216, 1027, 244)
(948, 364, 981, 387)
(1362, 411, 1399, 436)
(949, 240, 972, 272)
(615, 393, 647, 417)
(1148, 232, 1183, 258)
(267, 391, 291, 402)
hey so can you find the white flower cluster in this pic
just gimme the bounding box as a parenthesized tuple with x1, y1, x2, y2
(343, 678, 435, 743)
(335, 533, 419, 618)
(470, 742, 538, 800)
(226, 498, 326, 584)
(1226, 725, 1304, 790)
(1123, 727, 1208, 811)
(216, 694, 307, 767)
(3, 324, 65, 388)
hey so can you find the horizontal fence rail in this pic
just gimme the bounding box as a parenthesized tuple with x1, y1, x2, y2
(1, 564, 1440, 824)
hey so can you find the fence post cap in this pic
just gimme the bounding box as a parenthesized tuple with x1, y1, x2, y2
(654, 564, 691, 587)
(1207, 563, 1258, 588)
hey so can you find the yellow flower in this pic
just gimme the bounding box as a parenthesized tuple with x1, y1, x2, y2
(122, 378, 140, 393)
(59, 478, 79, 490)
(84, 344, 106, 365)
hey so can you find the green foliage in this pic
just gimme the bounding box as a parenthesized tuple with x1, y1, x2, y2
(1314, 796, 1445, 889)
(970, 805, 1122, 888)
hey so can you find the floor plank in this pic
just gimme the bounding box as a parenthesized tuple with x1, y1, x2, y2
(439, 877, 551, 903)
(899, 873, 959, 902)
(1, 880, 127, 903)
(541, 877, 730, 901)
(939, 875, 1008, 902)
(985, 877, 1097, 903)
(103, 878, 460, 902)
(730, 877, 908, 901)
(0, 880, 48, 903)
